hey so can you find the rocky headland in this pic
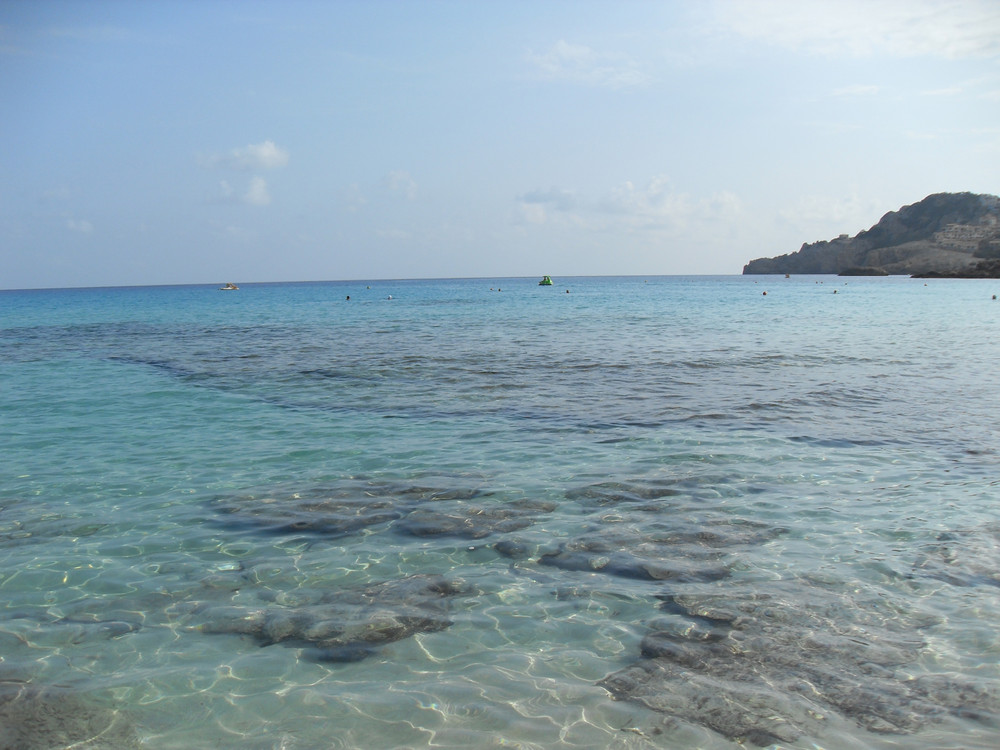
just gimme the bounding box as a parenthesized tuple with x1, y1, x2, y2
(743, 192, 1000, 277)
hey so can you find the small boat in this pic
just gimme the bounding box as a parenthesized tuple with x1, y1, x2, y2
(538, 275, 553, 286)
(219, 282, 239, 290)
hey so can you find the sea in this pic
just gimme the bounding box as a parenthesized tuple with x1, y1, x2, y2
(1, 275, 999, 749)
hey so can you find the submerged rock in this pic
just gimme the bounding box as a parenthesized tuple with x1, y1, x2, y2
(394, 499, 556, 540)
(209, 479, 554, 551)
(209, 488, 404, 537)
(492, 538, 532, 559)
(539, 519, 782, 583)
(540, 538, 730, 582)
(564, 480, 683, 508)
(599, 581, 997, 745)
(208, 478, 493, 539)
(197, 574, 470, 663)
(912, 522, 1000, 588)
(0, 684, 142, 749)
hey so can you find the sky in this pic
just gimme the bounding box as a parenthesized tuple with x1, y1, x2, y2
(2, 0, 999, 289)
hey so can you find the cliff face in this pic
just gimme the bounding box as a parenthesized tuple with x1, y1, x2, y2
(743, 192, 1000, 275)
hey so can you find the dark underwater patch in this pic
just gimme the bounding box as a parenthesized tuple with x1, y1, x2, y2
(394, 499, 556, 540)
(195, 573, 471, 663)
(0, 684, 141, 749)
(538, 517, 784, 584)
(210, 491, 404, 538)
(912, 522, 1000, 588)
(207, 479, 557, 546)
(206, 479, 477, 538)
(599, 581, 998, 745)
(564, 480, 683, 507)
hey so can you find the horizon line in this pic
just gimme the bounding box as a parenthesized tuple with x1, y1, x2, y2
(1, 273, 758, 293)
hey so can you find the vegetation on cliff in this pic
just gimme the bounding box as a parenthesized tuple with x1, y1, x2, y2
(743, 193, 1000, 276)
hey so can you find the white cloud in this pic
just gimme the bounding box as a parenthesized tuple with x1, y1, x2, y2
(903, 130, 939, 141)
(517, 187, 581, 226)
(341, 183, 368, 214)
(833, 84, 881, 97)
(526, 40, 649, 88)
(41, 186, 72, 201)
(384, 170, 417, 199)
(713, 0, 1000, 59)
(519, 202, 548, 225)
(920, 87, 963, 96)
(221, 224, 255, 242)
(777, 193, 885, 239)
(518, 177, 744, 234)
(603, 177, 693, 224)
(376, 228, 411, 240)
(67, 218, 93, 233)
(202, 140, 289, 170)
(520, 187, 578, 212)
(604, 179, 745, 232)
(214, 177, 271, 206)
(243, 176, 271, 206)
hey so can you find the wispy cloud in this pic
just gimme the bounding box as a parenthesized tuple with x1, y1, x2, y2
(201, 140, 289, 170)
(243, 176, 271, 206)
(903, 130, 939, 141)
(204, 141, 285, 206)
(518, 177, 743, 233)
(526, 40, 649, 88)
(603, 178, 744, 232)
(216, 177, 271, 206)
(520, 187, 578, 212)
(833, 84, 881, 97)
(383, 170, 417, 200)
(67, 218, 93, 233)
(921, 87, 965, 97)
(777, 192, 884, 238)
(216, 223, 256, 242)
(376, 228, 411, 240)
(40, 186, 72, 201)
(713, 0, 1000, 59)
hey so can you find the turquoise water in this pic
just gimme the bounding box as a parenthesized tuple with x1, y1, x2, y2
(1, 275, 999, 749)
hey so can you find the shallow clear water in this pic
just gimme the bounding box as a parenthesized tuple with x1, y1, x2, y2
(2, 275, 999, 749)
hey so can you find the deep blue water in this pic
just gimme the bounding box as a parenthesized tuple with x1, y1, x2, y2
(1, 275, 999, 748)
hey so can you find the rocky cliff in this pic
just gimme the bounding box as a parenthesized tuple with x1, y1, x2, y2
(743, 192, 1000, 275)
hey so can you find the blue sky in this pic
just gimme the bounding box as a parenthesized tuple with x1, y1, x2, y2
(2, 0, 999, 288)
